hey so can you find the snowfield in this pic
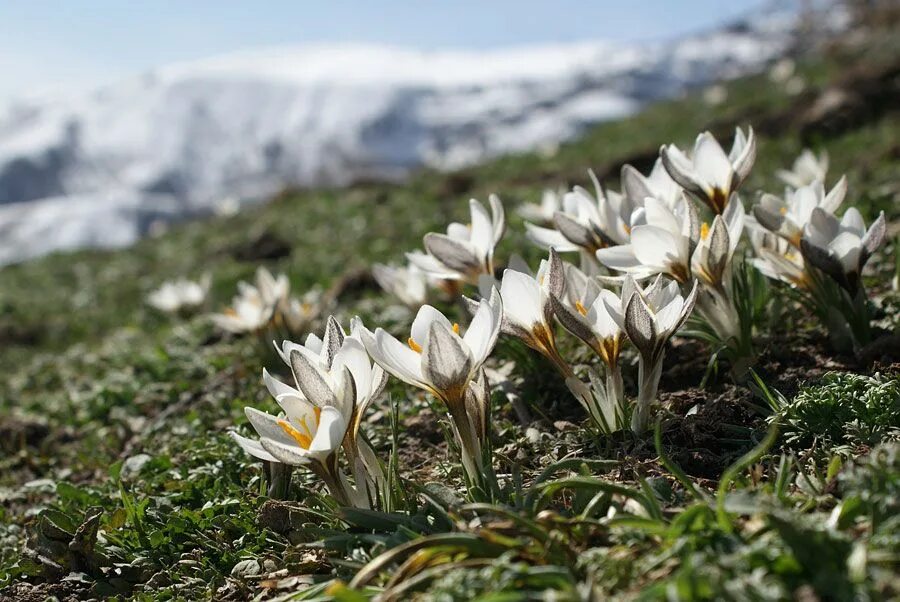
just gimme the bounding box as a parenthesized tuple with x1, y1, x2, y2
(0, 7, 805, 264)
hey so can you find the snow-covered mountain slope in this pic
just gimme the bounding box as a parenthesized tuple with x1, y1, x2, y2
(0, 6, 815, 264)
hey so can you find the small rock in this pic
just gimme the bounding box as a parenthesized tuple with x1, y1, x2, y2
(120, 454, 152, 480)
(553, 420, 577, 432)
(231, 559, 261, 578)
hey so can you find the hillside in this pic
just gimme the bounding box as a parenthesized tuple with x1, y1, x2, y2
(1, 23, 899, 602)
(0, 2, 817, 265)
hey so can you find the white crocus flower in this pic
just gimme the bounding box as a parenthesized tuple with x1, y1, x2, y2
(281, 289, 322, 336)
(689, 198, 746, 346)
(279, 317, 388, 507)
(548, 250, 623, 371)
(749, 229, 808, 289)
(464, 252, 575, 380)
(660, 127, 756, 214)
(408, 196, 505, 285)
(604, 276, 698, 434)
(253, 267, 290, 307)
(621, 158, 683, 210)
(752, 177, 847, 247)
(776, 149, 829, 189)
(212, 267, 290, 334)
(233, 317, 387, 508)
(147, 275, 210, 313)
(360, 291, 503, 484)
(691, 197, 745, 290)
(231, 395, 349, 504)
(596, 197, 699, 284)
(545, 250, 627, 432)
(212, 285, 275, 334)
(372, 262, 429, 308)
(213, 267, 321, 337)
(517, 187, 565, 225)
(526, 171, 634, 257)
(800, 207, 886, 297)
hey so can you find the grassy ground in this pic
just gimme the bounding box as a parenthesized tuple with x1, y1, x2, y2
(1, 31, 898, 601)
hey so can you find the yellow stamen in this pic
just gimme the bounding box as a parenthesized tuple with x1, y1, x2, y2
(624, 224, 631, 235)
(277, 419, 313, 450)
(223, 307, 237, 317)
(452, 322, 460, 335)
(779, 206, 787, 215)
(700, 222, 710, 240)
(575, 300, 588, 316)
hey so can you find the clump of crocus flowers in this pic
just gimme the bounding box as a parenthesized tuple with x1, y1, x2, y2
(750, 155, 886, 351)
(212, 267, 322, 342)
(225, 128, 888, 508)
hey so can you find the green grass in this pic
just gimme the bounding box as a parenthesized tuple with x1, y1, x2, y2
(1, 36, 899, 600)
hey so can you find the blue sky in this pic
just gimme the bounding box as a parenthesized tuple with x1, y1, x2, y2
(1, 0, 766, 102)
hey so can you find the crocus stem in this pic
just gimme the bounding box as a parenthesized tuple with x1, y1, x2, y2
(632, 357, 664, 434)
(310, 456, 351, 507)
(605, 364, 625, 430)
(543, 342, 575, 380)
(264, 461, 293, 499)
(847, 286, 872, 349)
(443, 390, 500, 502)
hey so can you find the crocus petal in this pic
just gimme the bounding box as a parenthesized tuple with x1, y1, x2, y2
(406, 250, 463, 280)
(840, 207, 866, 237)
(554, 212, 595, 249)
(469, 198, 495, 258)
(631, 226, 687, 271)
(274, 393, 317, 425)
(230, 432, 279, 463)
(551, 292, 596, 349)
(290, 350, 339, 409)
(463, 293, 502, 368)
(861, 212, 886, 258)
(422, 322, 473, 394)
(661, 144, 705, 198)
(654, 296, 685, 336)
(321, 316, 346, 368)
(822, 176, 847, 213)
(643, 198, 681, 234)
(499, 269, 543, 330)
(525, 222, 579, 252)
(423, 233, 479, 273)
(362, 328, 427, 389)
(308, 406, 347, 455)
(331, 337, 374, 401)
(411, 305, 454, 347)
(263, 368, 301, 400)
(595, 245, 644, 273)
(446, 222, 471, 241)
(621, 164, 653, 207)
(731, 127, 756, 183)
(489, 194, 506, 245)
(244, 407, 298, 448)
(693, 132, 733, 192)
(624, 293, 657, 360)
(830, 232, 863, 274)
(259, 438, 313, 466)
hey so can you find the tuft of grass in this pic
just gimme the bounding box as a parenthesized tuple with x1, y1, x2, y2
(777, 372, 900, 449)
